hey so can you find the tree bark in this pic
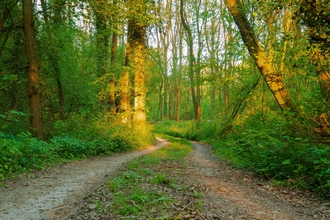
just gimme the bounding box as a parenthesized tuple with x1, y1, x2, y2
(157, 82, 163, 120)
(0, 4, 10, 33)
(109, 0, 118, 114)
(40, 0, 65, 119)
(95, 11, 109, 111)
(168, 82, 173, 120)
(176, 25, 182, 122)
(119, 21, 133, 123)
(186, 87, 191, 120)
(318, 71, 330, 102)
(132, 22, 147, 127)
(109, 31, 118, 114)
(225, 0, 297, 113)
(180, 0, 200, 121)
(23, 0, 43, 138)
(312, 52, 330, 102)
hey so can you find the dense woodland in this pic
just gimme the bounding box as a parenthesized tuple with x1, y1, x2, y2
(0, 0, 330, 196)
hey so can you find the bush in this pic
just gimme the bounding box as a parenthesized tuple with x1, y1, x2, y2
(154, 119, 330, 197)
(0, 114, 155, 182)
(213, 127, 330, 196)
(153, 120, 220, 141)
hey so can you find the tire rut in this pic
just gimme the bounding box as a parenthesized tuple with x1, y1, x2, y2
(187, 141, 329, 220)
(0, 138, 168, 220)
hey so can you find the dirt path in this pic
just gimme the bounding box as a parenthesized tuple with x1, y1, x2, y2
(0, 137, 168, 220)
(1, 138, 329, 220)
(187, 142, 329, 219)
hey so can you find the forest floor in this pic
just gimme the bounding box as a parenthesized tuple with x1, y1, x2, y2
(0, 137, 329, 220)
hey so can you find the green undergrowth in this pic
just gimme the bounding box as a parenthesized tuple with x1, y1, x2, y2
(98, 136, 193, 218)
(153, 120, 220, 141)
(214, 128, 330, 197)
(0, 115, 155, 184)
(153, 119, 330, 198)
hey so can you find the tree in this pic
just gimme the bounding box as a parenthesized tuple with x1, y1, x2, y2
(109, 0, 118, 114)
(40, 0, 65, 119)
(132, 21, 147, 126)
(299, 1, 330, 102)
(180, 0, 201, 121)
(297, 1, 330, 136)
(131, 0, 148, 127)
(23, 0, 43, 138)
(225, 0, 297, 113)
(157, 0, 172, 120)
(119, 21, 132, 122)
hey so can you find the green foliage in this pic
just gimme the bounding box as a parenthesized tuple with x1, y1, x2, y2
(0, 114, 155, 182)
(108, 175, 132, 193)
(112, 189, 172, 216)
(153, 120, 221, 141)
(103, 135, 191, 217)
(0, 110, 29, 134)
(151, 173, 168, 185)
(153, 120, 195, 138)
(149, 137, 191, 161)
(139, 155, 161, 165)
(156, 120, 330, 197)
(214, 127, 330, 196)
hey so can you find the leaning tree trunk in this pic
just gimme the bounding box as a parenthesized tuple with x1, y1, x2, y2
(23, 0, 43, 138)
(225, 0, 297, 113)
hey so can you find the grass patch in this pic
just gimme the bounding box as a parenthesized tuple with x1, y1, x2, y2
(81, 136, 203, 219)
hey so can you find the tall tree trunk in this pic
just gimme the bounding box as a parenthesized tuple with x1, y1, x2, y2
(0, 2, 14, 59)
(23, 0, 43, 138)
(155, 25, 163, 120)
(163, 74, 168, 119)
(40, 0, 65, 119)
(223, 28, 231, 116)
(119, 22, 133, 123)
(180, 0, 200, 121)
(109, 31, 118, 114)
(204, 0, 221, 119)
(186, 87, 191, 120)
(168, 82, 173, 120)
(109, 0, 118, 114)
(175, 87, 181, 121)
(225, 0, 297, 113)
(57, 78, 65, 117)
(132, 23, 147, 127)
(0, 31, 9, 59)
(176, 27, 182, 122)
(119, 24, 132, 123)
(195, 0, 202, 121)
(157, 83, 163, 120)
(157, 0, 172, 120)
(95, 11, 109, 111)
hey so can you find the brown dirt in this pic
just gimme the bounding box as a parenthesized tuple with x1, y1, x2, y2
(1, 138, 329, 220)
(0, 137, 168, 220)
(185, 142, 330, 220)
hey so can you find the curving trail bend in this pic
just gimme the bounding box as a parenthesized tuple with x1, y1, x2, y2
(0, 137, 168, 220)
